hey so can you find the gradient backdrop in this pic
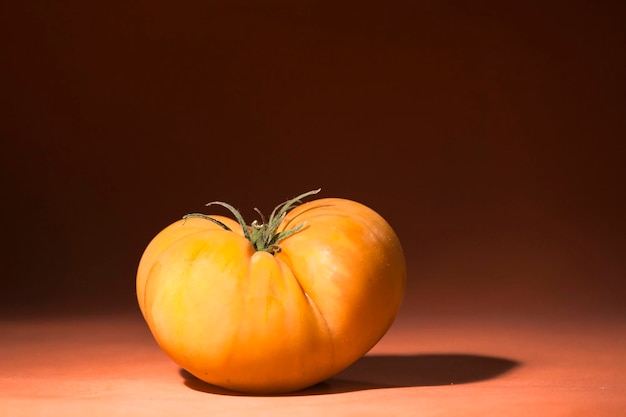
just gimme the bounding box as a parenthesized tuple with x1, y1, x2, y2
(1, 1, 624, 320)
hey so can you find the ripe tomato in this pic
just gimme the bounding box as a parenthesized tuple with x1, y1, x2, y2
(137, 190, 406, 394)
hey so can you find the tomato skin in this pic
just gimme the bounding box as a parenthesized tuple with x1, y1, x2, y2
(136, 215, 241, 319)
(137, 197, 406, 394)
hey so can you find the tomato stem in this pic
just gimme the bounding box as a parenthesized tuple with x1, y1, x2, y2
(181, 213, 233, 231)
(183, 189, 321, 254)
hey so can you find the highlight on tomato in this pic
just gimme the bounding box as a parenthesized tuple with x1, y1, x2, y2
(136, 189, 406, 394)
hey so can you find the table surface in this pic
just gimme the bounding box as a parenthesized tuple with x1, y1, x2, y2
(1, 302, 624, 417)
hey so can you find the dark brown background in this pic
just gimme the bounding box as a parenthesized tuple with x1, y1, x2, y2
(1, 1, 624, 319)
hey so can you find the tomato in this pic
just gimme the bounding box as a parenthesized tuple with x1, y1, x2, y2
(136, 190, 406, 394)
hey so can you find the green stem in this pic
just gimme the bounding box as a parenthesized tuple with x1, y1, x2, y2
(182, 213, 233, 231)
(184, 189, 321, 254)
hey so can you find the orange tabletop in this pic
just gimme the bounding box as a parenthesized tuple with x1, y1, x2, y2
(2, 296, 624, 417)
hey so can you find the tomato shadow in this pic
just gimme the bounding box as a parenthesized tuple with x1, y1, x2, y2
(180, 353, 520, 396)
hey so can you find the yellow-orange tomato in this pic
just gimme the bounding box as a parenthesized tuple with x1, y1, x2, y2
(137, 193, 406, 394)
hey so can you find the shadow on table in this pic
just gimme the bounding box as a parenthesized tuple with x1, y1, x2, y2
(180, 353, 520, 396)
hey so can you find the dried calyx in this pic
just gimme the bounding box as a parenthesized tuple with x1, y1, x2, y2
(183, 189, 321, 254)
